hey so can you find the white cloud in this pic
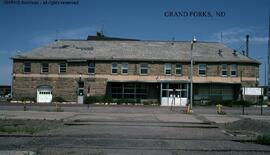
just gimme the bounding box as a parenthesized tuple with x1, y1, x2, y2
(31, 26, 97, 45)
(211, 26, 268, 44)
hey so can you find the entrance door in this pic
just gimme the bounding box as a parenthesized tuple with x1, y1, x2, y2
(37, 85, 52, 103)
(77, 81, 84, 104)
(161, 83, 188, 106)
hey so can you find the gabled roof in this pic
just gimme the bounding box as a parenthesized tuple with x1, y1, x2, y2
(12, 40, 260, 64)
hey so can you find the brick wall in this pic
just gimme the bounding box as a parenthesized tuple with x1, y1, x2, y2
(12, 60, 259, 102)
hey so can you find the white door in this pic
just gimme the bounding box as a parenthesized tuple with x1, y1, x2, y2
(37, 86, 52, 103)
(161, 83, 188, 107)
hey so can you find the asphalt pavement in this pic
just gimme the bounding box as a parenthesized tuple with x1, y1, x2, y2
(0, 103, 269, 155)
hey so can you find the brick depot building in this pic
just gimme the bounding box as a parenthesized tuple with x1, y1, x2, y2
(11, 35, 260, 105)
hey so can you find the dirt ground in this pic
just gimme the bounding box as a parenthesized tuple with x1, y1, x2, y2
(220, 118, 270, 138)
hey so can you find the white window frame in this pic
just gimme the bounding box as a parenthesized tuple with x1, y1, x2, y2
(164, 63, 172, 75)
(221, 64, 228, 76)
(59, 62, 67, 73)
(88, 62, 95, 74)
(198, 64, 206, 76)
(230, 64, 237, 76)
(111, 62, 118, 74)
(122, 63, 128, 74)
(140, 63, 149, 75)
(41, 62, 49, 73)
(175, 64, 182, 75)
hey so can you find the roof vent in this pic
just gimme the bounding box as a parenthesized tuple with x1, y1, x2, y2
(171, 37, 175, 45)
(61, 45, 70, 48)
(233, 50, 238, 56)
(218, 49, 222, 56)
(76, 46, 94, 51)
(96, 31, 105, 37)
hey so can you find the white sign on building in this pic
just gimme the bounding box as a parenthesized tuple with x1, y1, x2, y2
(242, 87, 263, 96)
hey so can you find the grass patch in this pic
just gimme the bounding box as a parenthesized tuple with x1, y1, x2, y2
(257, 134, 270, 145)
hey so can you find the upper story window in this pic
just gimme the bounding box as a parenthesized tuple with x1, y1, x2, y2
(122, 63, 128, 74)
(24, 62, 31, 73)
(140, 63, 149, 75)
(111, 62, 118, 74)
(59, 62, 67, 73)
(41, 62, 49, 73)
(221, 64, 228, 76)
(164, 63, 172, 75)
(88, 62, 95, 74)
(198, 64, 206, 76)
(175, 64, 182, 75)
(230, 64, 237, 76)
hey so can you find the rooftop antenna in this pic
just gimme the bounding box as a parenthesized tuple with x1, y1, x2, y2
(97, 25, 105, 37)
(171, 37, 175, 45)
(55, 30, 59, 41)
(246, 34, 249, 57)
(220, 32, 223, 43)
(100, 25, 104, 36)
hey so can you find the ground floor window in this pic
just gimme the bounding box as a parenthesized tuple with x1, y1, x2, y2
(109, 83, 148, 99)
(194, 84, 238, 101)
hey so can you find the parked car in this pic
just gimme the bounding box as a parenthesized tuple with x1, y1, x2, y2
(4, 94, 12, 101)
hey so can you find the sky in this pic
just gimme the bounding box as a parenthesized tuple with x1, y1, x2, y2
(0, 0, 269, 85)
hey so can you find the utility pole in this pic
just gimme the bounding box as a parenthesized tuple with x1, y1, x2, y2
(190, 37, 196, 109)
(246, 35, 249, 57)
(268, 11, 270, 87)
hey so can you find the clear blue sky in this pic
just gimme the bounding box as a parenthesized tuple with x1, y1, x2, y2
(0, 0, 269, 85)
